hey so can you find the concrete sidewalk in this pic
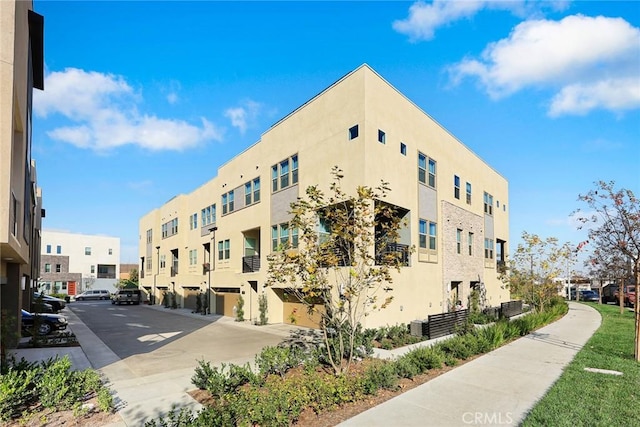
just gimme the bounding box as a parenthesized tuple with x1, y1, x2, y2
(339, 302, 601, 427)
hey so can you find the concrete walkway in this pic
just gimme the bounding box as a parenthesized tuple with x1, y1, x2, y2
(339, 302, 601, 427)
(8, 302, 601, 427)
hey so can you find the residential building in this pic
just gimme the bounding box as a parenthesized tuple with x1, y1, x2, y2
(139, 65, 510, 329)
(0, 0, 45, 351)
(39, 231, 121, 295)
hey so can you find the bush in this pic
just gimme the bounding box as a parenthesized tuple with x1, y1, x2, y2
(236, 294, 245, 322)
(401, 346, 444, 373)
(362, 361, 398, 394)
(0, 356, 113, 422)
(255, 345, 307, 378)
(258, 294, 268, 325)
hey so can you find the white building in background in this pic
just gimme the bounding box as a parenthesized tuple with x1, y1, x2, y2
(39, 230, 120, 295)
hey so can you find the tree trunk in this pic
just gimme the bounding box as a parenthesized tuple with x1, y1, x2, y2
(634, 259, 640, 362)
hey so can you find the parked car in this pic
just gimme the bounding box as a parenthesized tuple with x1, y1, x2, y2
(21, 309, 68, 335)
(33, 292, 66, 312)
(112, 289, 142, 305)
(578, 290, 599, 302)
(31, 301, 54, 313)
(75, 289, 111, 301)
(614, 286, 636, 307)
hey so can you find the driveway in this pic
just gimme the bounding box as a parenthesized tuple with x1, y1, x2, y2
(69, 301, 290, 378)
(63, 302, 307, 425)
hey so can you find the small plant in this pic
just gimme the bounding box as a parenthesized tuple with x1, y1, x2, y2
(171, 292, 178, 309)
(255, 345, 306, 378)
(258, 293, 268, 325)
(236, 295, 245, 322)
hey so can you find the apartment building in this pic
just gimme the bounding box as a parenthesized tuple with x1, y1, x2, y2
(139, 65, 510, 329)
(0, 0, 45, 350)
(39, 231, 121, 295)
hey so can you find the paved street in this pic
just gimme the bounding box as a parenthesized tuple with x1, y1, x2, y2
(69, 301, 288, 378)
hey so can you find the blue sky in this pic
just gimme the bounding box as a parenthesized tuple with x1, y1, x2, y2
(32, 1, 639, 270)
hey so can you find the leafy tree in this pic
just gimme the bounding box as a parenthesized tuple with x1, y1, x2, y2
(266, 167, 410, 374)
(129, 268, 139, 284)
(574, 181, 639, 360)
(501, 232, 574, 311)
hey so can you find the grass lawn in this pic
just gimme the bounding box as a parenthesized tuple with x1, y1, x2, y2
(523, 303, 640, 427)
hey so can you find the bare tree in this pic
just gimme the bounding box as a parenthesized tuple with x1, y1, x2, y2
(575, 181, 640, 360)
(501, 232, 573, 311)
(266, 167, 410, 375)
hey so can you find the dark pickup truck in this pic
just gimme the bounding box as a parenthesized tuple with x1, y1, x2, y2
(112, 289, 142, 305)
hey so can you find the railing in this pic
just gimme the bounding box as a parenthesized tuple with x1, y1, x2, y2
(242, 255, 260, 273)
(376, 243, 410, 266)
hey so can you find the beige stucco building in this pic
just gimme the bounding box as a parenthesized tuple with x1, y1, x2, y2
(138, 65, 510, 328)
(0, 0, 45, 350)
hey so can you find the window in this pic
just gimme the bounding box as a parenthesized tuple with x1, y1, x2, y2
(245, 182, 252, 206)
(218, 239, 231, 260)
(484, 192, 494, 215)
(496, 200, 500, 208)
(91, 265, 95, 274)
(484, 238, 494, 259)
(456, 229, 462, 254)
(280, 159, 290, 189)
(162, 223, 168, 238)
(272, 223, 299, 251)
(349, 125, 359, 140)
(62, 282, 67, 290)
(189, 249, 198, 265)
(201, 204, 216, 227)
(466, 182, 472, 205)
(146, 229, 152, 244)
(160, 255, 166, 269)
(429, 222, 437, 250)
(222, 191, 235, 215)
(55, 264, 61, 273)
(56, 245, 61, 254)
(108, 248, 112, 255)
(468, 232, 474, 256)
(85, 247, 91, 255)
(454, 175, 460, 199)
(171, 218, 178, 234)
(46, 244, 51, 254)
(418, 153, 437, 188)
(291, 155, 298, 185)
(378, 129, 386, 144)
(244, 178, 261, 206)
(280, 223, 289, 247)
(271, 154, 299, 192)
(44, 263, 51, 273)
(400, 142, 406, 156)
(190, 213, 198, 230)
(419, 219, 427, 249)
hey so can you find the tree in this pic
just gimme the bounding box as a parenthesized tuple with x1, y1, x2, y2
(129, 268, 139, 284)
(501, 232, 573, 311)
(574, 181, 640, 360)
(266, 167, 410, 375)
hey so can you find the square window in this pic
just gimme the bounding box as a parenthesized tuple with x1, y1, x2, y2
(85, 247, 91, 255)
(349, 125, 359, 140)
(378, 129, 386, 144)
(400, 143, 407, 156)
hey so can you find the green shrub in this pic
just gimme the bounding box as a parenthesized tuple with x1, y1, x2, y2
(255, 345, 306, 378)
(403, 346, 444, 373)
(437, 336, 473, 360)
(0, 368, 38, 421)
(191, 359, 217, 390)
(236, 294, 245, 322)
(258, 294, 268, 325)
(393, 355, 420, 379)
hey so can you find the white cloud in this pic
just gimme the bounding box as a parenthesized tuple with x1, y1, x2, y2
(449, 15, 640, 115)
(393, 0, 570, 41)
(33, 68, 223, 152)
(224, 100, 262, 134)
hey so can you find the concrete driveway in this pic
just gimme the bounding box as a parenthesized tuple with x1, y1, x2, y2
(64, 302, 306, 425)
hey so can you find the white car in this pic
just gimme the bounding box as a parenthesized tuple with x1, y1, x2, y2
(75, 289, 111, 301)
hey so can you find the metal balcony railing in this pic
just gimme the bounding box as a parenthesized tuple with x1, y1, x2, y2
(242, 255, 260, 273)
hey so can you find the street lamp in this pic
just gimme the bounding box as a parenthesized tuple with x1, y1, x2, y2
(208, 226, 218, 315)
(154, 245, 160, 305)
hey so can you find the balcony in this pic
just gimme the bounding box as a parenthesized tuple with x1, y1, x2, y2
(242, 255, 260, 273)
(376, 243, 410, 266)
